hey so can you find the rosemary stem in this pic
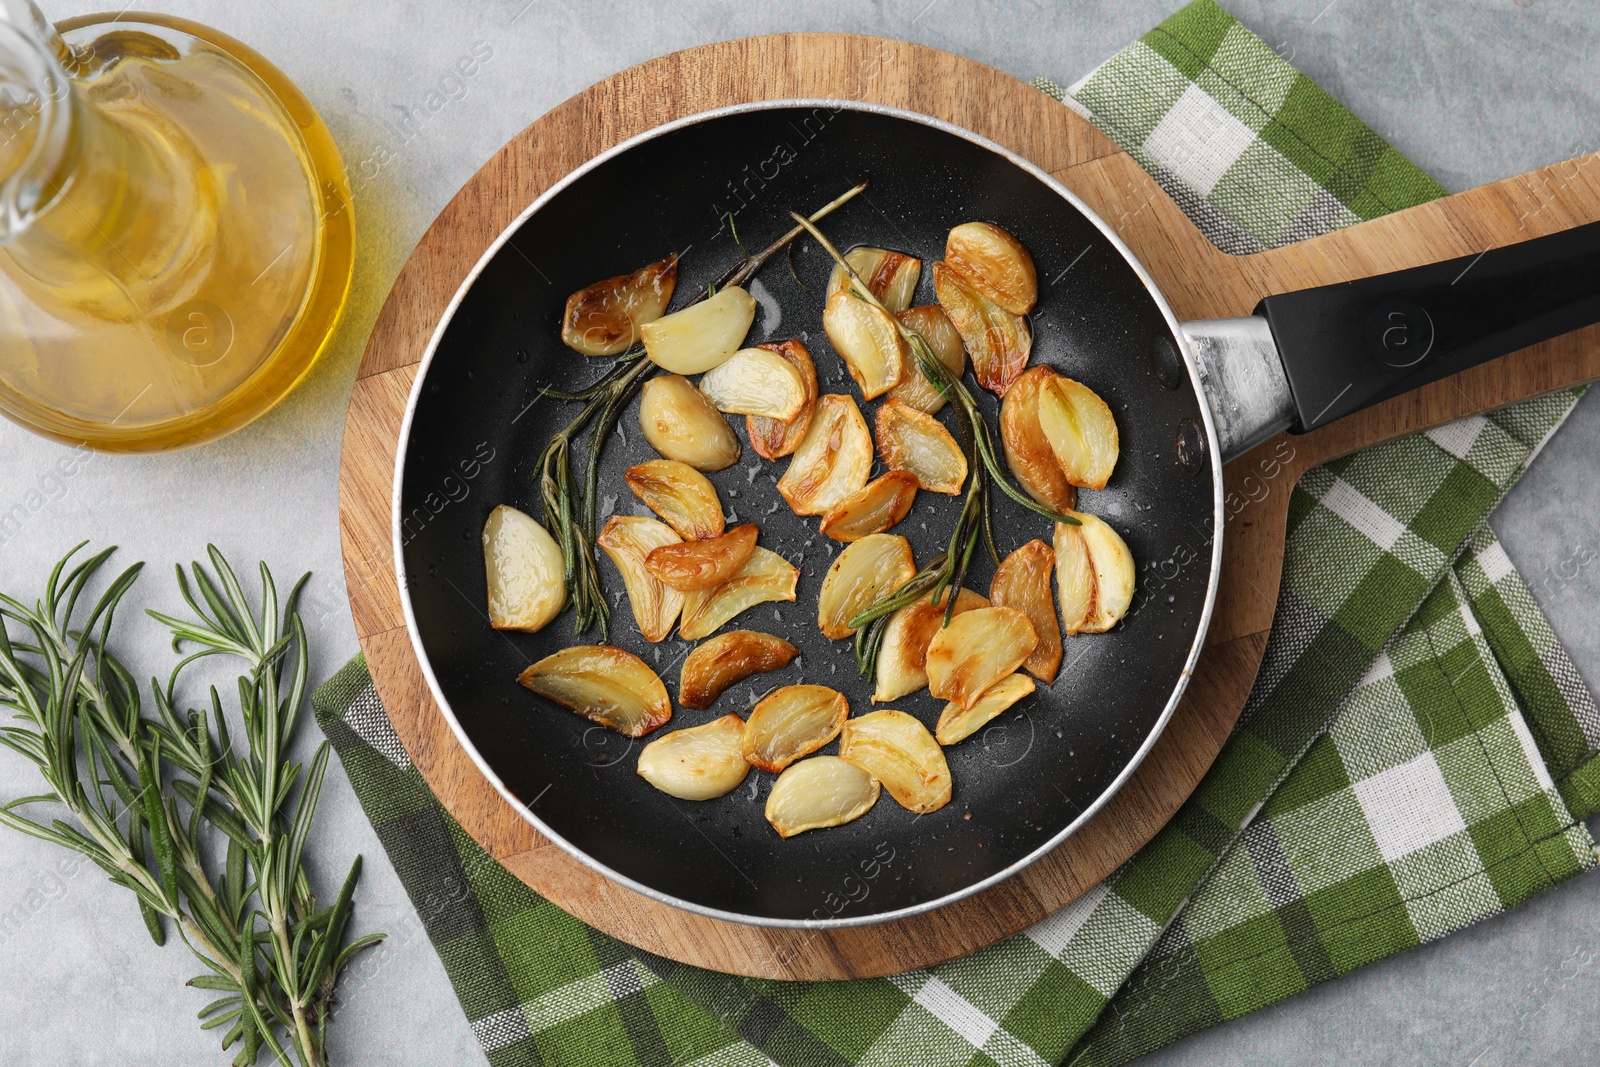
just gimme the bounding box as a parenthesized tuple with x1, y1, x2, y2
(107, 827, 244, 986)
(273, 905, 321, 1067)
(176, 914, 245, 984)
(719, 182, 868, 291)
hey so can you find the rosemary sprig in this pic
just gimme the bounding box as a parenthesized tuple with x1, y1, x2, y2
(785, 212, 1079, 677)
(538, 399, 612, 636)
(535, 181, 870, 634)
(0, 544, 380, 1067)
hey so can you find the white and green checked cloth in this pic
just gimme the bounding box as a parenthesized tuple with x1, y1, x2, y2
(311, 3, 1600, 1063)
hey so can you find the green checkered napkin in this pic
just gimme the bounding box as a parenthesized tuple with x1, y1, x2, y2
(314, 3, 1600, 1063)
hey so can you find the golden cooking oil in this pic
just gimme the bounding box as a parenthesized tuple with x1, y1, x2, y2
(0, 11, 353, 451)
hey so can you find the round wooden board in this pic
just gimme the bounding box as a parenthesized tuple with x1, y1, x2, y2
(339, 33, 1600, 979)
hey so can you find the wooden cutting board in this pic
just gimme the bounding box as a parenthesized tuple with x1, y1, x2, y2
(338, 33, 1600, 980)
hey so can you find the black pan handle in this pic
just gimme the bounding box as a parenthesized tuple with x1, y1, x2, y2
(1256, 218, 1600, 432)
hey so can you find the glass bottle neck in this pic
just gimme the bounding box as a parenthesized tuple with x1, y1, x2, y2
(0, 14, 73, 240)
(0, 17, 213, 320)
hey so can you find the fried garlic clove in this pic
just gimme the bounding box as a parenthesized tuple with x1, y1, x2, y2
(624, 459, 724, 540)
(764, 756, 880, 838)
(561, 255, 678, 356)
(933, 261, 1031, 397)
(944, 222, 1037, 315)
(825, 246, 922, 314)
(638, 374, 740, 471)
(699, 347, 808, 420)
(518, 645, 671, 737)
(743, 684, 849, 772)
(876, 398, 968, 495)
(747, 339, 818, 460)
(839, 709, 952, 814)
(1053, 519, 1095, 635)
(483, 504, 567, 632)
(1074, 511, 1135, 632)
(644, 524, 759, 592)
(640, 284, 756, 374)
(1000, 366, 1077, 513)
(889, 304, 966, 414)
(819, 471, 919, 543)
(816, 533, 915, 640)
(822, 288, 907, 400)
(1037, 375, 1119, 490)
(777, 394, 872, 516)
(637, 714, 749, 800)
(596, 515, 684, 642)
(925, 606, 1038, 711)
(678, 630, 798, 711)
(935, 672, 1035, 746)
(990, 539, 1062, 683)
(679, 546, 799, 641)
(872, 587, 989, 703)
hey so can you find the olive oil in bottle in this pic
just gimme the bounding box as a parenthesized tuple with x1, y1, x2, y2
(0, 6, 353, 450)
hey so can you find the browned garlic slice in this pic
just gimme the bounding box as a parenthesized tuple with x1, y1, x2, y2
(638, 374, 740, 471)
(1037, 375, 1119, 490)
(925, 606, 1038, 710)
(933, 262, 1031, 397)
(639, 284, 756, 374)
(876, 398, 968, 495)
(873, 587, 990, 703)
(743, 684, 849, 772)
(889, 305, 966, 414)
(822, 289, 907, 400)
(624, 459, 724, 540)
(1055, 513, 1135, 634)
(935, 672, 1035, 746)
(944, 222, 1037, 315)
(483, 504, 566, 632)
(679, 546, 799, 641)
(699, 347, 807, 420)
(816, 533, 915, 640)
(825, 246, 922, 314)
(765, 756, 880, 838)
(678, 630, 798, 710)
(595, 515, 684, 642)
(747, 339, 818, 460)
(1000, 366, 1077, 513)
(1077, 514, 1135, 633)
(990, 539, 1062, 683)
(839, 709, 952, 814)
(1054, 516, 1094, 635)
(776, 394, 872, 516)
(517, 645, 671, 737)
(819, 471, 919, 543)
(561, 255, 678, 356)
(645, 524, 758, 592)
(636, 714, 749, 800)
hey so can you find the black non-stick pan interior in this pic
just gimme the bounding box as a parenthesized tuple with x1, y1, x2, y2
(399, 104, 1218, 925)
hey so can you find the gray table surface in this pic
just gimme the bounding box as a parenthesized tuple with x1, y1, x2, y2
(3, 1, 1599, 1064)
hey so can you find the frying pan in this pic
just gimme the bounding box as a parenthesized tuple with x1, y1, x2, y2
(395, 101, 1600, 927)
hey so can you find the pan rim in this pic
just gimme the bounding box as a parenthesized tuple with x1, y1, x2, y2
(392, 98, 1227, 930)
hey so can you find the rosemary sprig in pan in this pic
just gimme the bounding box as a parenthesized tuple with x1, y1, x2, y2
(783, 212, 1080, 677)
(534, 181, 870, 635)
(0, 544, 380, 1067)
